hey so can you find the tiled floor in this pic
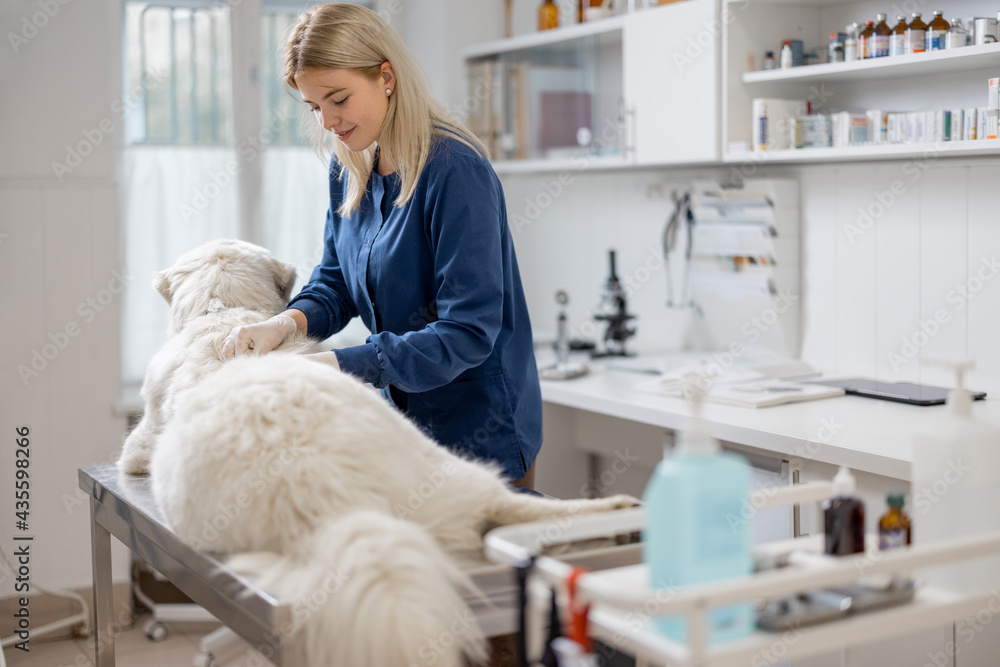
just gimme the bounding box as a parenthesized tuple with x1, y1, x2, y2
(2, 613, 253, 667)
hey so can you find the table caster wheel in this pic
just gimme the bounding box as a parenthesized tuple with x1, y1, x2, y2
(144, 620, 168, 642)
(193, 651, 216, 667)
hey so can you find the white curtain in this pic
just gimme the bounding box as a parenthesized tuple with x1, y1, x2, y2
(121, 144, 366, 390)
(121, 146, 241, 386)
(261, 147, 372, 348)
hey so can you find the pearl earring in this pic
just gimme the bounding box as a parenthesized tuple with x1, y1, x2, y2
(386, 88, 392, 95)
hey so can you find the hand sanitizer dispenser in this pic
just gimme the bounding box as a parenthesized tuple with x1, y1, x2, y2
(642, 377, 754, 644)
(912, 359, 1000, 595)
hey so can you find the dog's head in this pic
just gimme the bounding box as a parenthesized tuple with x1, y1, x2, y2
(155, 239, 297, 335)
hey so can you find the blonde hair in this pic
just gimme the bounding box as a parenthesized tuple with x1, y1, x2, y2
(284, 3, 488, 217)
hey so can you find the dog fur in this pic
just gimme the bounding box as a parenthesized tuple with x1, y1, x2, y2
(118, 239, 324, 474)
(121, 238, 638, 667)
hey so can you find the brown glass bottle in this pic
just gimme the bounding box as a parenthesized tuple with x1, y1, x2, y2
(878, 493, 912, 550)
(926, 10, 949, 51)
(823, 468, 866, 556)
(872, 13, 891, 57)
(859, 20, 874, 59)
(539, 0, 558, 31)
(890, 15, 908, 56)
(907, 13, 928, 54)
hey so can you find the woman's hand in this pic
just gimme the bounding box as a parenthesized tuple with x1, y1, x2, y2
(218, 314, 298, 359)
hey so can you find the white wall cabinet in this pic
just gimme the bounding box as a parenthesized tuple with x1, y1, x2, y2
(622, 0, 720, 166)
(462, 0, 720, 173)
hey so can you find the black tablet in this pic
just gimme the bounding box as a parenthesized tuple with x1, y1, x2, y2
(809, 378, 986, 406)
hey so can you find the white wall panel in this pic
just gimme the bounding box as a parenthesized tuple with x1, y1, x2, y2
(874, 163, 921, 383)
(834, 169, 878, 376)
(966, 164, 1000, 394)
(918, 167, 969, 388)
(799, 168, 838, 372)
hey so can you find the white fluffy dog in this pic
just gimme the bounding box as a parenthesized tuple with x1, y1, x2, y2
(121, 238, 637, 667)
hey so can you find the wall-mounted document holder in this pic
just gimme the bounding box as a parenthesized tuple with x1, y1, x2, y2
(683, 179, 800, 358)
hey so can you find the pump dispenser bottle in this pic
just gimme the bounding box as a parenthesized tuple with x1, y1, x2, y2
(823, 467, 865, 556)
(643, 379, 754, 644)
(912, 359, 1000, 595)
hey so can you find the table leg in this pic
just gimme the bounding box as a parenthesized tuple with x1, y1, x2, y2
(90, 498, 115, 667)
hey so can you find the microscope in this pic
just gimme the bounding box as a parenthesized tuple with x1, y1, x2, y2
(592, 249, 636, 357)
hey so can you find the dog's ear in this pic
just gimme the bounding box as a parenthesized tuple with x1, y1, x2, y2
(153, 270, 172, 304)
(272, 260, 297, 302)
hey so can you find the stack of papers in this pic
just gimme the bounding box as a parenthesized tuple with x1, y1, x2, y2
(632, 361, 844, 408)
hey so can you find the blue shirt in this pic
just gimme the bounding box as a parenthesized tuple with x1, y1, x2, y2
(287, 135, 542, 479)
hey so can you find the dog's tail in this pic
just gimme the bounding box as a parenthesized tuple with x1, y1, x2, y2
(226, 510, 489, 667)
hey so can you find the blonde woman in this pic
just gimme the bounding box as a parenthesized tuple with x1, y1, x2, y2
(221, 2, 542, 489)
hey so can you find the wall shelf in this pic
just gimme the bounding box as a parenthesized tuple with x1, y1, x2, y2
(743, 43, 1000, 85)
(724, 139, 1000, 165)
(463, 15, 626, 60)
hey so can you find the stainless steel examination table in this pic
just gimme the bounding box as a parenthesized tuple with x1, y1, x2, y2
(79, 463, 641, 666)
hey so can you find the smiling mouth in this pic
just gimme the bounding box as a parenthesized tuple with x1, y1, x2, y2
(335, 128, 355, 140)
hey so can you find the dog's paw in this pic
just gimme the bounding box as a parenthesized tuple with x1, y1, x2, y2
(595, 494, 642, 511)
(117, 451, 151, 475)
(117, 435, 152, 475)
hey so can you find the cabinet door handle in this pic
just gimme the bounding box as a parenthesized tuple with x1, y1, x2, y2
(620, 98, 636, 161)
(792, 469, 807, 538)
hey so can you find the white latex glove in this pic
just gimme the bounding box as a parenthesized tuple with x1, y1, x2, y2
(301, 351, 341, 371)
(218, 314, 298, 360)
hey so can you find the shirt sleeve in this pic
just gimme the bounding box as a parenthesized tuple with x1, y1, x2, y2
(336, 154, 505, 392)
(286, 207, 359, 340)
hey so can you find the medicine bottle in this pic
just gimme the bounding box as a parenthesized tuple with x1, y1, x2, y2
(878, 492, 912, 550)
(890, 15, 908, 56)
(844, 23, 860, 61)
(907, 13, 927, 54)
(858, 20, 874, 58)
(539, 0, 558, 31)
(947, 18, 968, 48)
(828, 33, 844, 63)
(763, 51, 775, 70)
(926, 11, 949, 51)
(872, 14, 891, 57)
(823, 467, 866, 556)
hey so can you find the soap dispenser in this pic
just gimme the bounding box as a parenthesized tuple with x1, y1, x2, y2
(912, 359, 1000, 596)
(643, 377, 754, 644)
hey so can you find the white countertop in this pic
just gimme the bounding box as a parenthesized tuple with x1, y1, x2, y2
(539, 355, 1000, 482)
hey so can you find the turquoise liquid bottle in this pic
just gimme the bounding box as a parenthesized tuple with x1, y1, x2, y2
(642, 388, 754, 644)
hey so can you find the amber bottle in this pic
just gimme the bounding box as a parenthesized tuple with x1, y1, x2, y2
(926, 10, 949, 51)
(878, 493, 912, 550)
(872, 13, 891, 57)
(890, 16, 908, 56)
(539, 0, 558, 31)
(907, 13, 928, 54)
(859, 20, 874, 58)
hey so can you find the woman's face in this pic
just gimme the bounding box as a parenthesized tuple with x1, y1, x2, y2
(296, 66, 394, 151)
